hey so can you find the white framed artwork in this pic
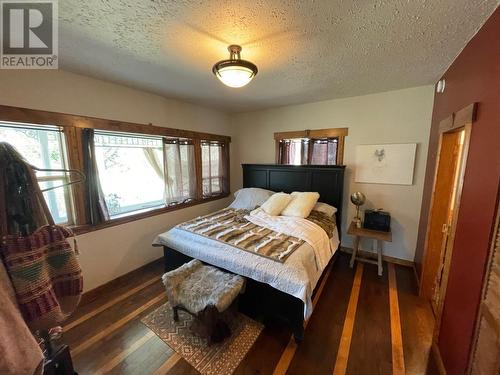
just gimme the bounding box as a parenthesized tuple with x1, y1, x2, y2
(354, 143, 417, 185)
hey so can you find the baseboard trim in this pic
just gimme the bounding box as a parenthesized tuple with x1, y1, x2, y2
(340, 246, 414, 268)
(431, 342, 447, 375)
(80, 257, 164, 306)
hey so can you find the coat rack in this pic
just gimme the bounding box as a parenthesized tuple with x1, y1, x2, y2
(0, 142, 83, 375)
(32, 166, 86, 192)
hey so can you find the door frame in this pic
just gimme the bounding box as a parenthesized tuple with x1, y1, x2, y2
(467, 179, 500, 373)
(432, 123, 471, 325)
(420, 103, 476, 335)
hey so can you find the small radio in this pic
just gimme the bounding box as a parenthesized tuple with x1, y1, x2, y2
(364, 209, 391, 232)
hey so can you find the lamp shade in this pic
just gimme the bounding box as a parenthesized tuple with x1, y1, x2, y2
(212, 45, 258, 88)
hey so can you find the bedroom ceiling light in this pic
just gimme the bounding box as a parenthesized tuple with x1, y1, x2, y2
(212, 45, 258, 88)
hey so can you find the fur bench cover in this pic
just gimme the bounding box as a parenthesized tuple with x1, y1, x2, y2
(162, 259, 245, 314)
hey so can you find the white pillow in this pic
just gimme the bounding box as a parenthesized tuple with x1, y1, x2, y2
(281, 192, 320, 218)
(229, 188, 274, 210)
(313, 202, 338, 216)
(261, 193, 292, 216)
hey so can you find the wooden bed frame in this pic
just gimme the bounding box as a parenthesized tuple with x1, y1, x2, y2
(163, 164, 345, 342)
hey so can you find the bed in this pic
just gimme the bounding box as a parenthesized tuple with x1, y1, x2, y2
(154, 164, 345, 342)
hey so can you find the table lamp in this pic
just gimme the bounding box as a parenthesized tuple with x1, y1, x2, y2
(350, 192, 366, 228)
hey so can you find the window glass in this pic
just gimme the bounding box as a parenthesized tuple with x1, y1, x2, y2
(0, 122, 71, 224)
(94, 132, 165, 217)
(201, 141, 224, 197)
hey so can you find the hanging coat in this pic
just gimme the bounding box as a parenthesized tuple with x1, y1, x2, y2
(0, 142, 83, 331)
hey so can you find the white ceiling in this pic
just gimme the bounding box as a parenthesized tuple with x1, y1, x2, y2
(59, 0, 499, 112)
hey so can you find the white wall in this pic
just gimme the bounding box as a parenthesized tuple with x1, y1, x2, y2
(231, 86, 435, 261)
(0, 70, 233, 291)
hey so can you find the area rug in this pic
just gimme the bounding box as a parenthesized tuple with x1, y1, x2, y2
(141, 301, 263, 375)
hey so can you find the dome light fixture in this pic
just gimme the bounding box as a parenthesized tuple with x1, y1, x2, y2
(212, 45, 258, 88)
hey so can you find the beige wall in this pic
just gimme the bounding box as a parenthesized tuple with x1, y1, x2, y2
(0, 70, 233, 291)
(232, 86, 435, 261)
(0, 69, 434, 290)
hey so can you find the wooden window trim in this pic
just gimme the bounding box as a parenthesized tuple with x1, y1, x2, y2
(0, 105, 231, 143)
(274, 127, 348, 165)
(0, 104, 231, 230)
(273, 127, 348, 140)
(70, 193, 229, 235)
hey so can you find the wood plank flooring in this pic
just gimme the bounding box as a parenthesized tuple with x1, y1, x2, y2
(61, 253, 434, 374)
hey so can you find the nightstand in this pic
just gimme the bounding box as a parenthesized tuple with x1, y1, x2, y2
(347, 222, 392, 276)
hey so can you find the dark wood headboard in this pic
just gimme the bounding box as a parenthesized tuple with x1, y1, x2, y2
(242, 164, 345, 232)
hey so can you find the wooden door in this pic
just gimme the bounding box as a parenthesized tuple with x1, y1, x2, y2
(420, 128, 463, 307)
(432, 129, 467, 313)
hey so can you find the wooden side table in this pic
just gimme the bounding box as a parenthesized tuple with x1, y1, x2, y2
(347, 222, 392, 276)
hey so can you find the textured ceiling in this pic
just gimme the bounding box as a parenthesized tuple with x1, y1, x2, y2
(59, 0, 499, 112)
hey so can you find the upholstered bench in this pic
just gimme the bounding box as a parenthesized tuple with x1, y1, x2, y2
(162, 259, 245, 344)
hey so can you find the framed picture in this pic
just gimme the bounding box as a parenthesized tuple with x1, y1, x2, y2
(354, 143, 417, 185)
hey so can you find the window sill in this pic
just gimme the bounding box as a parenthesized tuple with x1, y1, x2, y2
(70, 193, 230, 236)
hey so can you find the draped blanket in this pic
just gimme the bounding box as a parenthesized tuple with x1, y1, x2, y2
(1, 225, 83, 330)
(176, 208, 336, 263)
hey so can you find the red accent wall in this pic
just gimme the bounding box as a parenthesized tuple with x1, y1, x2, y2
(414, 7, 500, 374)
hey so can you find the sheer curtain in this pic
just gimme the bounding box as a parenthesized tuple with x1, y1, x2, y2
(143, 147, 163, 180)
(278, 140, 291, 164)
(310, 138, 338, 165)
(202, 141, 226, 196)
(279, 138, 338, 165)
(163, 139, 195, 204)
(279, 139, 309, 165)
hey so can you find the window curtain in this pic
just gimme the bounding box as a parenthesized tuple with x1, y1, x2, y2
(202, 141, 225, 196)
(82, 129, 110, 225)
(279, 140, 291, 164)
(310, 138, 338, 165)
(300, 140, 309, 165)
(213, 142, 224, 194)
(218, 143, 225, 193)
(163, 139, 195, 204)
(143, 147, 163, 180)
(278, 139, 308, 165)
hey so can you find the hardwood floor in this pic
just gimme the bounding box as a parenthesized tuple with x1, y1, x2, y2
(61, 253, 434, 374)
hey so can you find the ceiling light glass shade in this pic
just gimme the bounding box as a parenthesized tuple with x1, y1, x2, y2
(212, 45, 258, 88)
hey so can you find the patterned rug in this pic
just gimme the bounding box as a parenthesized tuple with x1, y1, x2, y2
(141, 301, 264, 375)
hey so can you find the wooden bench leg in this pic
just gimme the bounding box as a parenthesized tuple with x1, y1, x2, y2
(350, 236, 360, 268)
(173, 306, 179, 322)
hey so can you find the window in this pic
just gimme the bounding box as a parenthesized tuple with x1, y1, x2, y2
(0, 104, 230, 232)
(275, 128, 347, 166)
(202, 141, 226, 197)
(93, 132, 198, 219)
(94, 132, 166, 218)
(279, 138, 338, 165)
(0, 121, 72, 224)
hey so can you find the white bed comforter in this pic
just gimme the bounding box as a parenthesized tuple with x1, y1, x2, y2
(153, 209, 339, 319)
